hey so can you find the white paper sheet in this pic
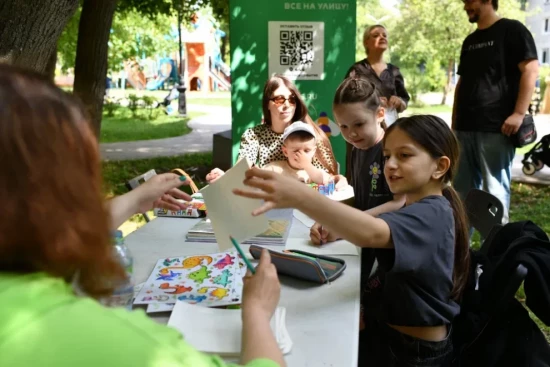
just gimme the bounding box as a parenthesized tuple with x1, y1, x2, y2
(285, 238, 360, 256)
(168, 301, 292, 356)
(146, 303, 175, 313)
(200, 159, 270, 251)
(293, 210, 315, 228)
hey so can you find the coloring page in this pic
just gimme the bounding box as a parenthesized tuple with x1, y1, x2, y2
(134, 251, 245, 307)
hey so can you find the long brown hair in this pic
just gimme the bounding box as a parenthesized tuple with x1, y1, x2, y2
(262, 75, 337, 175)
(0, 64, 125, 298)
(385, 115, 470, 300)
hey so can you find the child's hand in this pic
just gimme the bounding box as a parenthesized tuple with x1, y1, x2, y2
(206, 168, 225, 183)
(310, 222, 338, 245)
(293, 151, 312, 169)
(334, 175, 348, 191)
(233, 168, 309, 215)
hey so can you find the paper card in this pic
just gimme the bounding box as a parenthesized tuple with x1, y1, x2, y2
(146, 303, 175, 313)
(200, 158, 270, 251)
(168, 301, 291, 356)
(293, 210, 315, 228)
(285, 238, 360, 256)
(134, 251, 244, 307)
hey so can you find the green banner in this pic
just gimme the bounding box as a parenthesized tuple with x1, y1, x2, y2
(229, 0, 356, 174)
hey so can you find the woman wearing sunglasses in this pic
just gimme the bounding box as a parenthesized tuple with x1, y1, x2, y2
(206, 75, 343, 186)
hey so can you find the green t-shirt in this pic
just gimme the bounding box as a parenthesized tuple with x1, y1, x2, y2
(0, 273, 280, 367)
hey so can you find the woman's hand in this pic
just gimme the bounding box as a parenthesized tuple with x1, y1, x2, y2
(233, 168, 309, 216)
(242, 249, 281, 321)
(109, 173, 192, 229)
(310, 222, 339, 245)
(388, 95, 406, 112)
(206, 168, 225, 183)
(334, 174, 348, 191)
(133, 173, 192, 214)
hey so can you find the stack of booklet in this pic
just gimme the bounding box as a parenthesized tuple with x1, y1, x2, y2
(186, 209, 293, 246)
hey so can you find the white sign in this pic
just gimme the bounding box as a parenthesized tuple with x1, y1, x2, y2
(268, 21, 324, 81)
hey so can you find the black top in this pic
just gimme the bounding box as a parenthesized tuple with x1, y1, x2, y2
(345, 60, 410, 105)
(350, 142, 395, 288)
(350, 142, 393, 212)
(364, 196, 460, 326)
(456, 18, 538, 133)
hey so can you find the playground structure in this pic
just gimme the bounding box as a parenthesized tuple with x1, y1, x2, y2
(123, 13, 230, 92)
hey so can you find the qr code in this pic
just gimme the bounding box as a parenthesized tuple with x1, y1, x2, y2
(279, 30, 314, 67)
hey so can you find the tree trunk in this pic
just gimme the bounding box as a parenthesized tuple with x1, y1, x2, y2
(441, 58, 454, 106)
(73, 0, 118, 138)
(220, 32, 228, 63)
(45, 43, 58, 80)
(0, 0, 78, 73)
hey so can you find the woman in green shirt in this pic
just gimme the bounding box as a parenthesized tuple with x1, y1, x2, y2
(0, 64, 285, 367)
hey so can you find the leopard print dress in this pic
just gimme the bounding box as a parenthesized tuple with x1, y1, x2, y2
(237, 124, 335, 172)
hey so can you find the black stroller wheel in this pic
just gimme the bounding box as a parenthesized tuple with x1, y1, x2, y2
(534, 160, 544, 171)
(523, 162, 536, 176)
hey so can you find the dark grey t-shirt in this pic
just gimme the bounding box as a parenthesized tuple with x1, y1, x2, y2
(363, 195, 459, 326)
(456, 18, 538, 133)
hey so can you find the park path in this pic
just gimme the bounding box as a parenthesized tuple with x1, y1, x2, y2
(100, 104, 231, 161)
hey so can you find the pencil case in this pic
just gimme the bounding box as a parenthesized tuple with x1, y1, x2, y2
(249, 245, 346, 284)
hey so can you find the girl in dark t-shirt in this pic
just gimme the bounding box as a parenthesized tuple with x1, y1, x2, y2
(234, 115, 471, 367)
(310, 77, 405, 244)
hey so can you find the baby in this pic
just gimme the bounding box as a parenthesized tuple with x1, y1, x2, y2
(263, 121, 331, 185)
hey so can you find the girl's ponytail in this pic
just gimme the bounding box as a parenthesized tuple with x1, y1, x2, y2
(443, 185, 470, 300)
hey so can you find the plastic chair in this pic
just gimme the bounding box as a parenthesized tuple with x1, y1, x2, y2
(125, 169, 157, 222)
(464, 189, 504, 240)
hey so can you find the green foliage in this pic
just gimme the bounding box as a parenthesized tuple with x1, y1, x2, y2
(108, 11, 177, 73)
(539, 65, 550, 100)
(387, 0, 526, 98)
(102, 153, 212, 196)
(117, 0, 218, 21)
(57, 7, 81, 73)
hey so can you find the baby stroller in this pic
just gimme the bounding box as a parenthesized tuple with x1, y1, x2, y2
(521, 134, 550, 175)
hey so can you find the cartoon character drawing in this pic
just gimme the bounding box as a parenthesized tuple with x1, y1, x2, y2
(141, 295, 170, 302)
(213, 254, 235, 270)
(178, 294, 207, 304)
(159, 283, 193, 294)
(315, 112, 341, 137)
(197, 287, 229, 300)
(163, 258, 179, 267)
(158, 255, 213, 275)
(183, 255, 212, 268)
(212, 269, 232, 287)
(156, 269, 180, 281)
(188, 265, 212, 284)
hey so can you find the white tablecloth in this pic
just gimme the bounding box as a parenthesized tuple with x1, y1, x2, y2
(125, 214, 361, 366)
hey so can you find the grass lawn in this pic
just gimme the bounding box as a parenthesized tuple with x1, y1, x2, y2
(511, 183, 550, 341)
(404, 104, 453, 115)
(100, 107, 204, 143)
(106, 89, 230, 108)
(103, 155, 550, 340)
